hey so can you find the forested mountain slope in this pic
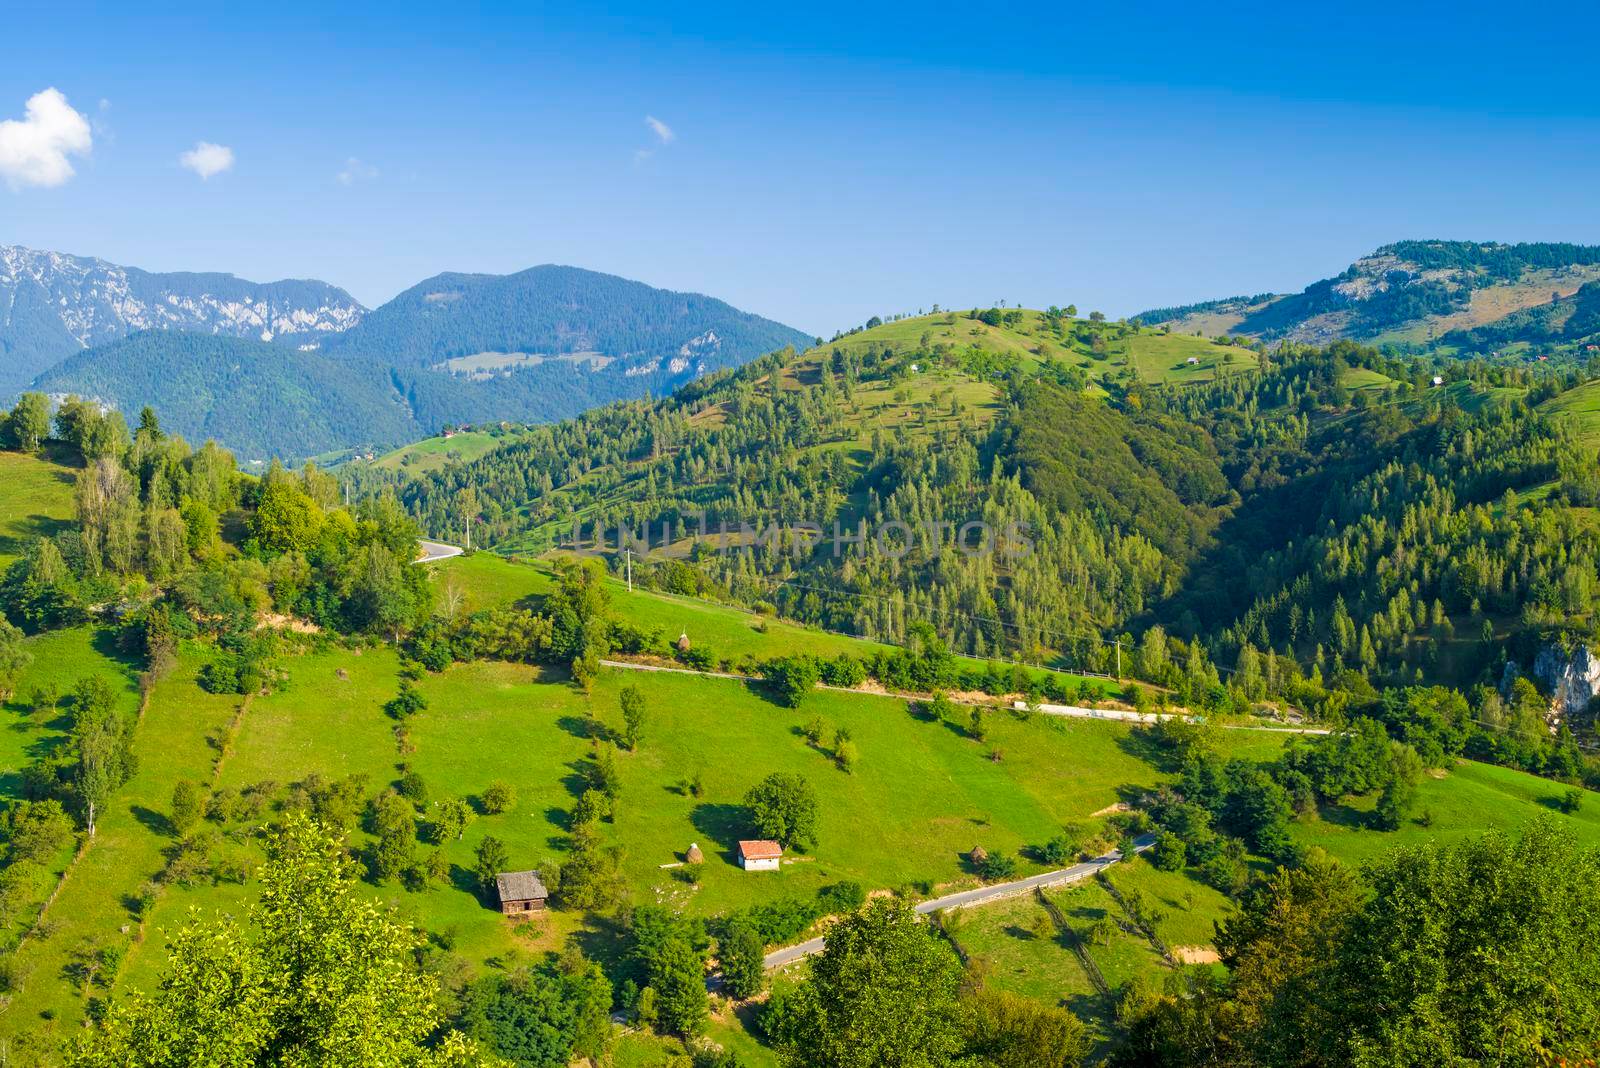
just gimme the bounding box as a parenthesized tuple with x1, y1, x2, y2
(383, 309, 1600, 767)
(33, 332, 418, 460)
(34, 262, 811, 459)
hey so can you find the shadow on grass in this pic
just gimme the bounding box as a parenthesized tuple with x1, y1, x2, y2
(689, 803, 746, 863)
(1316, 801, 1374, 830)
(571, 912, 633, 982)
(90, 625, 141, 675)
(448, 862, 492, 908)
(556, 714, 616, 746)
(1114, 728, 1179, 773)
(130, 804, 175, 838)
(559, 759, 593, 801)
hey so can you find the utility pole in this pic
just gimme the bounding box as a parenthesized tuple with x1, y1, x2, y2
(1115, 640, 1122, 680)
(465, 511, 472, 551)
(624, 548, 634, 593)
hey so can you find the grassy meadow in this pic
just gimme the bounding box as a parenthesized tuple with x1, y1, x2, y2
(373, 429, 513, 477)
(0, 622, 1257, 1048)
(0, 445, 76, 571)
(430, 552, 1133, 702)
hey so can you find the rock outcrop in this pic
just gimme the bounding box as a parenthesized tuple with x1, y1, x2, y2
(1533, 644, 1600, 725)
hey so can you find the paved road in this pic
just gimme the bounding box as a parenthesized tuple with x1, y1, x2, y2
(761, 836, 1154, 971)
(416, 540, 463, 564)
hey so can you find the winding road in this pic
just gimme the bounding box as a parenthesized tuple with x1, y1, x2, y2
(762, 836, 1154, 971)
(416, 539, 463, 564)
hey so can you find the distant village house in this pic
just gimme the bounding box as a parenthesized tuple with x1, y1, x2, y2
(495, 870, 548, 915)
(738, 839, 783, 871)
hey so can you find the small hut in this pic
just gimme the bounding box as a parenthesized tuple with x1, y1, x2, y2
(737, 840, 783, 871)
(494, 870, 548, 915)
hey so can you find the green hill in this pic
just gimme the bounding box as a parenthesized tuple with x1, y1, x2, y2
(395, 309, 1252, 562)
(368, 427, 520, 477)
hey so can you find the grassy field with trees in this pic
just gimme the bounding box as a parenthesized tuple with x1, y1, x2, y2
(13, 327, 1600, 1066)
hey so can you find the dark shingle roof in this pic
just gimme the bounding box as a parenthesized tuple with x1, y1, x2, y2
(495, 870, 548, 901)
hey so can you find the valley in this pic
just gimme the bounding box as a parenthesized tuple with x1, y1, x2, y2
(6, 282, 1600, 1065)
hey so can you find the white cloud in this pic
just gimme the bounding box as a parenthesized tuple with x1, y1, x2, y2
(179, 141, 234, 179)
(337, 157, 378, 185)
(645, 115, 674, 144)
(0, 88, 92, 190)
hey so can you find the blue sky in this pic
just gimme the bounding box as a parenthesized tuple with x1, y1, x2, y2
(3, 2, 1599, 335)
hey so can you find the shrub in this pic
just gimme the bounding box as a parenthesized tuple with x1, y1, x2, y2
(762, 656, 821, 708)
(1038, 834, 1079, 866)
(170, 780, 204, 838)
(396, 769, 428, 806)
(978, 852, 1018, 882)
(481, 781, 516, 815)
(384, 680, 427, 719)
(816, 881, 866, 913)
(819, 655, 867, 688)
(1150, 830, 1187, 871)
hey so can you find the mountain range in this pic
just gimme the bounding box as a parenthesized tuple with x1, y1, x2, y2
(0, 245, 363, 394)
(1137, 240, 1600, 354)
(16, 237, 1600, 462)
(6, 247, 811, 459)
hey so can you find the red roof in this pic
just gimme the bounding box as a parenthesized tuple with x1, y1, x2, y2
(738, 839, 783, 860)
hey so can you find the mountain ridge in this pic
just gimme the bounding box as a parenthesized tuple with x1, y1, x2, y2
(0, 244, 365, 392)
(31, 256, 813, 459)
(1137, 239, 1600, 351)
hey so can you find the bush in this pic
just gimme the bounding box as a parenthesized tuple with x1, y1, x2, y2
(396, 769, 428, 806)
(384, 680, 427, 719)
(819, 655, 867, 688)
(762, 656, 821, 708)
(170, 781, 204, 838)
(1150, 830, 1187, 871)
(978, 852, 1018, 882)
(1038, 834, 1079, 866)
(481, 781, 516, 815)
(1559, 788, 1585, 814)
(816, 881, 866, 913)
(677, 645, 715, 671)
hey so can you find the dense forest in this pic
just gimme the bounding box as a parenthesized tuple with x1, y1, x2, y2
(32, 332, 420, 460)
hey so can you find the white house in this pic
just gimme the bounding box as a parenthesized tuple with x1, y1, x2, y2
(1431, 375, 1445, 387)
(737, 839, 783, 871)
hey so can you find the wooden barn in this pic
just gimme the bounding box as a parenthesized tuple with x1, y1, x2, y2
(495, 870, 549, 915)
